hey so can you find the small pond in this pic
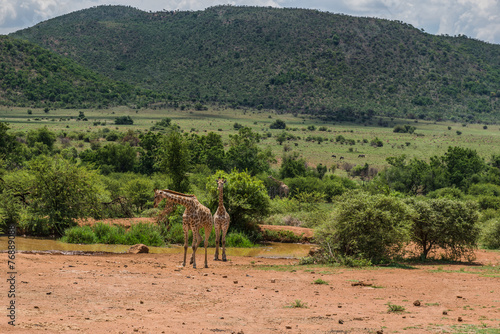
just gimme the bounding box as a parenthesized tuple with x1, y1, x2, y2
(0, 236, 313, 258)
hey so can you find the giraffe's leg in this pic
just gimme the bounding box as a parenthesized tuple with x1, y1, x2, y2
(182, 227, 189, 267)
(214, 223, 220, 261)
(189, 232, 197, 265)
(204, 226, 211, 268)
(191, 229, 202, 269)
(222, 223, 229, 262)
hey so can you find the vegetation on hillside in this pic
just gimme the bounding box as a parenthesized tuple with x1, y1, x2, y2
(0, 35, 162, 108)
(10, 5, 500, 122)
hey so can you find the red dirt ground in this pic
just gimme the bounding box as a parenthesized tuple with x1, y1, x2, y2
(2, 220, 500, 333)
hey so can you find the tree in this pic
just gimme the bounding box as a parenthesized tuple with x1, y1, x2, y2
(206, 170, 270, 232)
(226, 127, 273, 176)
(159, 131, 190, 192)
(0, 122, 22, 167)
(115, 116, 134, 125)
(442, 146, 486, 189)
(123, 177, 154, 212)
(276, 131, 288, 145)
(270, 119, 286, 129)
(26, 155, 102, 236)
(315, 191, 413, 263)
(407, 198, 479, 261)
(80, 143, 138, 174)
(26, 126, 56, 151)
(138, 131, 163, 175)
(279, 152, 307, 179)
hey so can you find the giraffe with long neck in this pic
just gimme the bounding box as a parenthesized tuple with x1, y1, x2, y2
(154, 189, 213, 268)
(214, 177, 230, 261)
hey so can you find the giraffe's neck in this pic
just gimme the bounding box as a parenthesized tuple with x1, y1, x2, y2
(160, 190, 195, 208)
(218, 186, 224, 209)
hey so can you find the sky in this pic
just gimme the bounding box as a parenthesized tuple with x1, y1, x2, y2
(0, 0, 499, 44)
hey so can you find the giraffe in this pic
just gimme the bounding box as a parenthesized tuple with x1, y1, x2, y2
(154, 189, 213, 268)
(214, 177, 230, 261)
(268, 176, 290, 198)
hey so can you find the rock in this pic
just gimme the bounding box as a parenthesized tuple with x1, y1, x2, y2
(443, 311, 448, 315)
(413, 300, 421, 306)
(458, 317, 463, 322)
(127, 244, 149, 254)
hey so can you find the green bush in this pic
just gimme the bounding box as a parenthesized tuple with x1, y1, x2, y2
(481, 219, 500, 249)
(315, 191, 413, 264)
(225, 232, 254, 248)
(124, 223, 164, 247)
(468, 183, 500, 197)
(427, 187, 464, 199)
(206, 170, 271, 232)
(477, 196, 500, 210)
(407, 198, 480, 261)
(61, 226, 96, 244)
(61, 222, 164, 247)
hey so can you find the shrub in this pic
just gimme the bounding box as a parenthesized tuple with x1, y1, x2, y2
(225, 231, 254, 248)
(206, 170, 271, 232)
(427, 187, 464, 200)
(468, 183, 500, 197)
(115, 116, 133, 125)
(407, 198, 480, 261)
(61, 226, 96, 244)
(269, 119, 286, 129)
(125, 223, 164, 247)
(481, 219, 500, 249)
(315, 191, 413, 264)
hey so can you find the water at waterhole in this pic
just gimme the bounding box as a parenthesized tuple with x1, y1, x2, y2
(0, 236, 313, 258)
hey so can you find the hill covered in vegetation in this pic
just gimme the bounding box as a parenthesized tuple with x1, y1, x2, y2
(0, 35, 161, 108)
(9, 5, 500, 122)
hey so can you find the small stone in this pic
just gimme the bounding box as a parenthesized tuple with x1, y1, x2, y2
(222, 275, 228, 278)
(413, 300, 421, 306)
(458, 317, 463, 322)
(457, 296, 463, 299)
(46, 292, 52, 295)
(443, 311, 448, 315)
(233, 280, 238, 284)
(338, 320, 344, 324)
(285, 326, 292, 329)
(271, 279, 276, 283)
(140, 301, 144, 304)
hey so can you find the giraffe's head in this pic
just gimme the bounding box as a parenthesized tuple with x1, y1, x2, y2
(153, 189, 164, 208)
(217, 177, 226, 191)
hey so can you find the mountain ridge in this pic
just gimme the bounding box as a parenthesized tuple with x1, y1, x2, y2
(8, 5, 500, 122)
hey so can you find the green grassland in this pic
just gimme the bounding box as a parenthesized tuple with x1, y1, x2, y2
(2, 105, 500, 172)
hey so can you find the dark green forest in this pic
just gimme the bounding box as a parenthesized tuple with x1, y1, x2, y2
(9, 5, 500, 122)
(0, 36, 161, 108)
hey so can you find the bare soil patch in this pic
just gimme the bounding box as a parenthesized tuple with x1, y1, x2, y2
(3, 249, 500, 333)
(4, 218, 499, 333)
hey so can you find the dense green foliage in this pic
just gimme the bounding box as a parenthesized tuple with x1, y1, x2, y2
(10, 5, 500, 122)
(406, 198, 479, 260)
(206, 170, 271, 232)
(315, 192, 413, 263)
(0, 36, 159, 108)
